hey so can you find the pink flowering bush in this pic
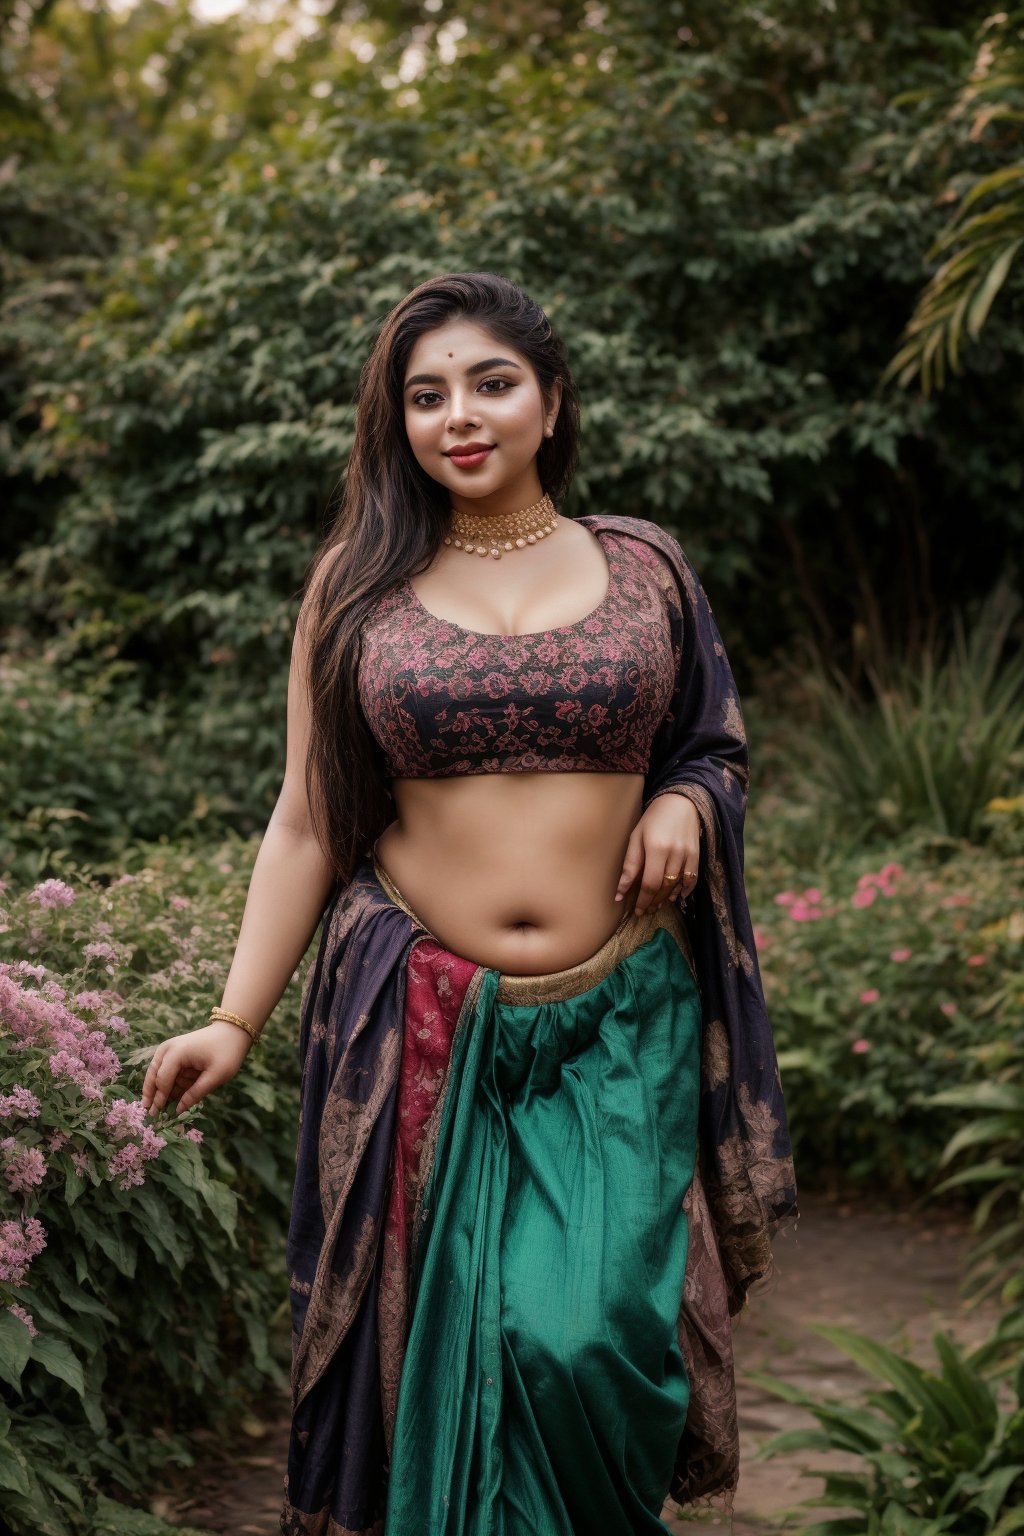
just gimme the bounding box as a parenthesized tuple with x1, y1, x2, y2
(747, 798, 1024, 1196)
(0, 838, 307, 1536)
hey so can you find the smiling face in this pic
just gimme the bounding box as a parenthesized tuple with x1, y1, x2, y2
(402, 317, 562, 517)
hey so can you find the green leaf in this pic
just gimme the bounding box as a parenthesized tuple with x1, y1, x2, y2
(73, 1207, 138, 1278)
(64, 1166, 88, 1206)
(196, 1177, 239, 1239)
(751, 1426, 837, 1459)
(0, 1440, 32, 1495)
(35, 1462, 87, 1508)
(967, 1465, 1024, 1521)
(29, 1335, 87, 1400)
(91, 1491, 213, 1534)
(931, 1329, 999, 1436)
(0, 1308, 33, 1390)
(808, 1324, 943, 1417)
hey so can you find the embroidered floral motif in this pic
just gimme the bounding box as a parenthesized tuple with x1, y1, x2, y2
(377, 936, 478, 1454)
(357, 532, 677, 777)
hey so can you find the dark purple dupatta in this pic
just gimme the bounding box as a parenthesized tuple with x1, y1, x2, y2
(578, 513, 800, 1314)
(282, 875, 416, 1535)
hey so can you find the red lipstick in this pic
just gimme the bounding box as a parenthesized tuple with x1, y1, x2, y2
(445, 444, 494, 468)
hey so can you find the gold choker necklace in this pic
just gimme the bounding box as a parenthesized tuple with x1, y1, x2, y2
(444, 492, 558, 560)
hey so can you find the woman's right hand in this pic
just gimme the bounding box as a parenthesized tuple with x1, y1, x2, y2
(141, 1020, 254, 1119)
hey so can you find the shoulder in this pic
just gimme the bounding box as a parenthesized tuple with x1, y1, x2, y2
(575, 512, 685, 560)
(297, 537, 347, 636)
(575, 512, 687, 584)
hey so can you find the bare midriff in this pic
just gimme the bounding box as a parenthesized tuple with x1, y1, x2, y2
(374, 771, 645, 975)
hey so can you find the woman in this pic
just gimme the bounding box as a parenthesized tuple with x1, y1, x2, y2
(141, 271, 798, 1535)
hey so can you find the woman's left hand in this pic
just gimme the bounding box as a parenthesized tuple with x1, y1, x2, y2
(615, 793, 701, 915)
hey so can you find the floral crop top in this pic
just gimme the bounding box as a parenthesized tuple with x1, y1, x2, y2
(356, 525, 681, 779)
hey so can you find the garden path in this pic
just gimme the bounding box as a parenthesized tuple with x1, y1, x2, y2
(151, 1188, 1002, 1535)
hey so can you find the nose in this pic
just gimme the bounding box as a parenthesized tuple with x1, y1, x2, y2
(445, 388, 481, 432)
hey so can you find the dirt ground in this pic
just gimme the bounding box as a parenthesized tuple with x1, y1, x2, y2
(151, 1188, 1003, 1535)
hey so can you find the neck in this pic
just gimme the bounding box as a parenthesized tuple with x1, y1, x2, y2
(450, 492, 553, 525)
(449, 473, 547, 520)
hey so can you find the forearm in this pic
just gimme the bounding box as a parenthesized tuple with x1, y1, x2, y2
(217, 812, 338, 1035)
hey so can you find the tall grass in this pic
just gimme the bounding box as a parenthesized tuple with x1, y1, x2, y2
(782, 577, 1024, 846)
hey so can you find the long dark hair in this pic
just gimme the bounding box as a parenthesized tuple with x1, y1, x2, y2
(300, 270, 582, 885)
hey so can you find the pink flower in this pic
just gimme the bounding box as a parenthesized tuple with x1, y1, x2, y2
(106, 1143, 145, 1191)
(0, 1086, 41, 1119)
(170, 896, 191, 911)
(773, 891, 797, 907)
(140, 1125, 166, 1161)
(889, 948, 912, 963)
(852, 889, 877, 908)
(3, 1143, 47, 1193)
(966, 954, 986, 967)
(83, 941, 119, 963)
(788, 901, 814, 921)
(802, 888, 822, 903)
(104, 1100, 147, 1140)
(27, 879, 75, 909)
(859, 988, 880, 1004)
(7, 1303, 37, 1337)
(183, 1127, 204, 1144)
(851, 1038, 871, 1053)
(940, 1001, 956, 1016)
(881, 863, 904, 881)
(0, 1216, 47, 1285)
(72, 991, 108, 1013)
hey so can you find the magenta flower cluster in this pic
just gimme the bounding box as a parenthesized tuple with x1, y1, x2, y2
(759, 859, 993, 1059)
(0, 1216, 46, 1285)
(0, 882, 193, 1330)
(26, 879, 76, 910)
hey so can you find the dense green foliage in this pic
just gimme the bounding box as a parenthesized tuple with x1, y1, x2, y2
(3, 0, 1023, 875)
(759, 580, 1024, 846)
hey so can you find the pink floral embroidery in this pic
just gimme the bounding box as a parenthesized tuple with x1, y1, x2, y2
(357, 532, 679, 777)
(382, 939, 477, 1260)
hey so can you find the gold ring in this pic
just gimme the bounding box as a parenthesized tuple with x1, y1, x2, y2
(662, 872, 680, 884)
(684, 870, 697, 880)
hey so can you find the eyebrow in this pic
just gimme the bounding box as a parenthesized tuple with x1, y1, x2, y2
(404, 357, 523, 389)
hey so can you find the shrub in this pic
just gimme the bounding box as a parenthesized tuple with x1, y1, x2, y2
(0, 653, 287, 884)
(924, 1051, 1024, 1377)
(0, 841, 304, 1536)
(747, 1320, 1024, 1534)
(782, 578, 1024, 846)
(746, 800, 1024, 1196)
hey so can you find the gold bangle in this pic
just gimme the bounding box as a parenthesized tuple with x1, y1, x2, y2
(209, 1006, 262, 1048)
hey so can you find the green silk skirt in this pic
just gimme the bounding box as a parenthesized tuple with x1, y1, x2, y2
(381, 900, 703, 1536)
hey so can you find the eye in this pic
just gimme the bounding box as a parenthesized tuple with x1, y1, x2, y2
(405, 376, 509, 408)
